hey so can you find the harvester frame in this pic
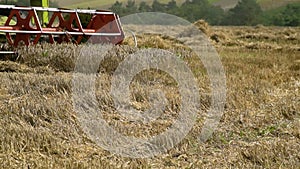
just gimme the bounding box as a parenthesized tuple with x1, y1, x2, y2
(0, 4, 125, 47)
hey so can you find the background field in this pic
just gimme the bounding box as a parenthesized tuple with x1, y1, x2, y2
(56, 0, 300, 10)
(0, 22, 299, 168)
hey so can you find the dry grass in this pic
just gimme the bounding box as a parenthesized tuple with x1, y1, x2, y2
(0, 24, 299, 168)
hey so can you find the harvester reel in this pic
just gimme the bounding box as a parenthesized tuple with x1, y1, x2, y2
(0, 5, 125, 47)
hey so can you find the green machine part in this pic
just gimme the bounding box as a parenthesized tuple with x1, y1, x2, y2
(30, 0, 49, 26)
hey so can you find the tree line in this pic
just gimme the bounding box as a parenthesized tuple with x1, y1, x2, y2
(109, 0, 300, 26)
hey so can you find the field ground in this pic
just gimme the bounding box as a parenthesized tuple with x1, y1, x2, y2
(0, 24, 299, 168)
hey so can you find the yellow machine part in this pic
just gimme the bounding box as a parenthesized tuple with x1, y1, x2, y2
(30, 0, 49, 25)
(0, 16, 16, 35)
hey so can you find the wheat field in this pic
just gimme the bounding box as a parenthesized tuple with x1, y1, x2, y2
(0, 23, 299, 168)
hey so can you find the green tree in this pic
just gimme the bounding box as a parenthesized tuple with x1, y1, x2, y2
(152, 0, 166, 12)
(109, 1, 124, 16)
(261, 2, 300, 26)
(223, 0, 262, 25)
(166, 0, 179, 14)
(179, 0, 198, 21)
(205, 5, 224, 25)
(280, 3, 300, 26)
(179, 0, 216, 22)
(124, 0, 137, 15)
(139, 1, 151, 12)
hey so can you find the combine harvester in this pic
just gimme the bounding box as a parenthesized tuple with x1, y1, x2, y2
(0, 0, 124, 53)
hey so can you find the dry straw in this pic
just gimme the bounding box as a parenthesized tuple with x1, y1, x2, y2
(0, 25, 299, 168)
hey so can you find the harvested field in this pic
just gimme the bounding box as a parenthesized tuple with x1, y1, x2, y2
(0, 24, 299, 168)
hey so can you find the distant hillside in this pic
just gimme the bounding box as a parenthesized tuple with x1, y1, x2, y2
(257, 0, 300, 10)
(214, 0, 300, 10)
(56, 0, 300, 10)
